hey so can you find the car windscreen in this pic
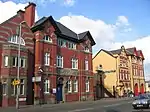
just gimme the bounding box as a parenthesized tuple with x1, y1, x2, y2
(138, 95, 148, 99)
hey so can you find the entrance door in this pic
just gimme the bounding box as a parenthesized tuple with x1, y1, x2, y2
(134, 83, 138, 96)
(140, 84, 144, 94)
(56, 84, 63, 102)
(0, 82, 2, 107)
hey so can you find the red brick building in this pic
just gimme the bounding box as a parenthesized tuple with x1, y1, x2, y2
(32, 16, 96, 104)
(0, 3, 36, 107)
(0, 2, 96, 107)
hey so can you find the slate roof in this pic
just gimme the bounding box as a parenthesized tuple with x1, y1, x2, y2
(32, 16, 96, 46)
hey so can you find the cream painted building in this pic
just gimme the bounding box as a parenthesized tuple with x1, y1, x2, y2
(93, 45, 145, 97)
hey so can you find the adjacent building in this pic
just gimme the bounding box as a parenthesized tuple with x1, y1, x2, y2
(0, 2, 96, 107)
(0, 3, 35, 107)
(93, 45, 145, 97)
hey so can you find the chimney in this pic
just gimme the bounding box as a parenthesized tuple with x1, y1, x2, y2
(24, 2, 36, 27)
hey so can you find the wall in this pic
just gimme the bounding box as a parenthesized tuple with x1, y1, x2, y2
(93, 50, 117, 93)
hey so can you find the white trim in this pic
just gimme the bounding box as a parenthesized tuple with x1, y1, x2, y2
(68, 80, 72, 93)
(44, 53, 50, 66)
(57, 55, 63, 68)
(85, 80, 89, 92)
(4, 56, 8, 67)
(71, 58, 78, 69)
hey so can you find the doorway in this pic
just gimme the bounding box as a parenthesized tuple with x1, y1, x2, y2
(134, 83, 138, 96)
(56, 84, 63, 103)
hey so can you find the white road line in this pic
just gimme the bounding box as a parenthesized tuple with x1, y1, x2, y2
(104, 101, 133, 108)
(67, 108, 94, 112)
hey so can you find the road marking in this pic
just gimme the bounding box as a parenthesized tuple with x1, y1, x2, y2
(68, 108, 94, 112)
(104, 101, 133, 108)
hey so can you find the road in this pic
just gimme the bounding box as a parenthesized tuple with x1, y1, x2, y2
(1, 98, 150, 112)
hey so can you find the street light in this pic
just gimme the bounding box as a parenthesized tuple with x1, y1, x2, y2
(16, 21, 26, 109)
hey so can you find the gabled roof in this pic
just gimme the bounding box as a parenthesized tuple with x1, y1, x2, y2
(93, 49, 116, 60)
(109, 49, 121, 55)
(32, 16, 96, 46)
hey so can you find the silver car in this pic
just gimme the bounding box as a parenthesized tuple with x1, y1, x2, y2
(132, 94, 150, 109)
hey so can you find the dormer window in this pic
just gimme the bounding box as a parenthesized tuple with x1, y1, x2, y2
(43, 35, 52, 42)
(8, 35, 25, 46)
(85, 47, 90, 52)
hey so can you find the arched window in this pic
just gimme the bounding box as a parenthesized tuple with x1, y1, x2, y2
(43, 35, 52, 42)
(8, 35, 25, 46)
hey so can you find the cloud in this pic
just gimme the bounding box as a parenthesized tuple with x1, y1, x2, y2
(58, 14, 132, 51)
(63, 0, 75, 7)
(0, 1, 39, 24)
(58, 14, 150, 78)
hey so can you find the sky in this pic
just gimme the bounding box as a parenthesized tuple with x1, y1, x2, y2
(0, 0, 150, 80)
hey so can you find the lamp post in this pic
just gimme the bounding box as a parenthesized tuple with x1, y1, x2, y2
(16, 21, 25, 109)
(38, 67, 43, 106)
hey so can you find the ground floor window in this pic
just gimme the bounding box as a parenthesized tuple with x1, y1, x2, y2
(2, 80, 7, 95)
(11, 79, 17, 95)
(44, 79, 50, 94)
(85, 79, 90, 92)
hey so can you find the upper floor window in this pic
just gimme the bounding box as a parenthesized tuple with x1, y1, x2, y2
(43, 35, 52, 42)
(68, 42, 76, 49)
(44, 53, 50, 66)
(8, 35, 25, 46)
(84, 46, 90, 52)
(57, 55, 63, 68)
(12, 57, 25, 67)
(71, 58, 78, 69)
(58, 39, 66, 47)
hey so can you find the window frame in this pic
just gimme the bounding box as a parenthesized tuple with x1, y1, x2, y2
(73, 80, 78, 92)
(71, 58, 78, 69)
(43, 35, 52, 43)
(44, 53, 50, 66)
(4, 56, 8, 67)
(20, 79, 25, 95)
(85, 60, 89, 70)
(85, 80, 90, 92)
(57, 55, 63, 68)
(68, 80, 72, 93)
(44, 79, 50, 94)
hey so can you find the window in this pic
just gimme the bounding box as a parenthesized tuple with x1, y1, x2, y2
(85, 47, 90, 52)
(4, 56, 8, 67)
(20, 58, 25, 68)
(44, 53, 50, 66)
(43, 35, 52, 42)
(12, 57, 17, 67)
(8, 35, 25, 46)
(2, 80, 7, 95)
(68, 80, 72, 93)
(68, 42, 76, 49)
(85, 60, 88, 70)
(11, 79, 17, 95)
(73, 80, 78, 92)
(44, 79, 50, 94)
(57, 55, 63, 68)
(72, 58, 78, 69)
(58, 39, 66, 47)
(85, 80, 89, 92)
(20, 79, 25, 95)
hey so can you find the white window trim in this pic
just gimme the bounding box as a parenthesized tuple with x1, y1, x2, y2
(85, 60, 88, 70)
(71, 58, 78, 69)
(4, 56, 8, 67)
(86, 80, 90, 92)
(8, 35, 25, 46)
(12, 57, 17, 67)
(20, 58, 26, 68)
(43, 35, 52, 43)
(74, 80, 78, 92)
(44, 79, 50, 94)
(20, 79, 25, 95)
(68, 80, 72, 93)
(57, 55, 63, 68)
(44, 53, 50, 66)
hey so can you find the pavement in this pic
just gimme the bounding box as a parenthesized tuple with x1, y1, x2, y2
(1, 97, 150, 112)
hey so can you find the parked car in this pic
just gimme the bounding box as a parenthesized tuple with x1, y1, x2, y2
(132, 94, 150, 109)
